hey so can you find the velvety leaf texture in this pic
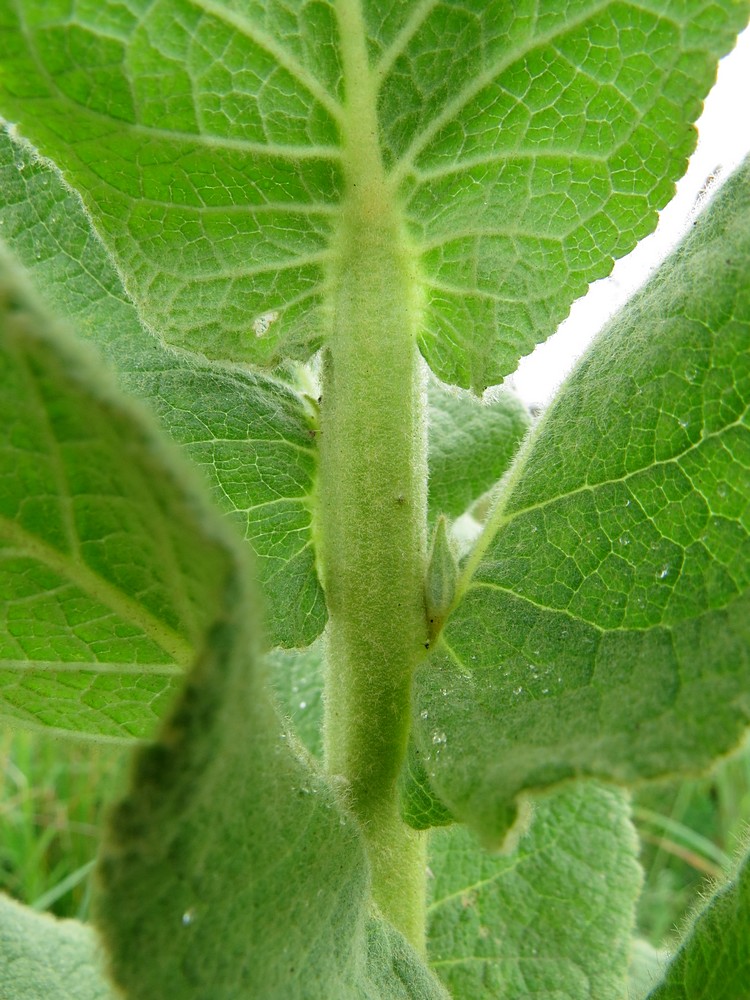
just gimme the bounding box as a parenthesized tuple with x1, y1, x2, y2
(0, 248, 239, 739)
(0, 1, 746, 388)
(427, 378, 529, 521)
(412, 158, 750, 843)
(266, 637, 325, 759)
(96, 540, 448, 1000)
(427, 784, 640, 999)
(0, 129, 325, 649)
(647, 847, 750, 999)
(0, 254, 447, 999)
(629, 940, 669, 1000)
(0, 892, 114, 999)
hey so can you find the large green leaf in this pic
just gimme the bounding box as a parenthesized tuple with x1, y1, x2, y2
(0, 248, 238, 738)
(0, 129, 325, 648)
(1, 2, 745, 388)
(96, 572, 448, 999)
(0, 253, 448, 998)
(647, 846, 750, 998)
(427, 784, 640, 999)
(411, 158, 750, 844)
(251, 639, 644, 1000)
(0, 892, 113, 999)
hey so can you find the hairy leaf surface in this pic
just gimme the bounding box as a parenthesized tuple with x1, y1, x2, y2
(647, 847, 750, 998)
(0, 1, 745, 387)
(0, 129, 325, 648)
(427, 379, 529, 521)
(427, 784, 640, 999)
(97, 579, 448, 999)
(0, 256, 447, 998)
(412, 159, 750, 843)
(0, 248, 238, 738)
(0, 893, 113, 999)
(266, 637, 325, 759)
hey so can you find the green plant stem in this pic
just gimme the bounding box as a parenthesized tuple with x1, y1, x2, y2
(317, 0, 429, 950)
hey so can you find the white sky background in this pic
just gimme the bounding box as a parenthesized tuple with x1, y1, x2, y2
(508, 27, 750, 409)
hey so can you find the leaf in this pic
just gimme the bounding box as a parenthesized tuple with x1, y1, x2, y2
(427, 784, 641, 999)
(427, 379, 529, 521)
(0, 250, 448, 998)
(266, 637, 325, 759)
(1, 3, 746, 388)
(0, 128, 325, 648)
(411, 157, 750, 844)
(646, 847, 750, 998)
(629, 939, 668, 1000)
(0, 248, 242, 738)
(95, 529, 448, 999)
(0, 892, 114, 999)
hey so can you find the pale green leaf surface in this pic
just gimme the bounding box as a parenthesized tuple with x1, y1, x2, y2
(0, 129, 325, 648)
(0, 248, 246, 738)
(266, 637, 325, 759)
(647, 847, 750, 999)
(0, 254, 447, 998)
(629, 940, 668, 1000)
(0, 892, 114, 999)
(412, 158, 750, 843)
(427, 784, 640, 999)
(1, 2, 746, 388)
(96, 556, 448, 999)
(400, 738, 455, 831)
(427, 379, 529, 521)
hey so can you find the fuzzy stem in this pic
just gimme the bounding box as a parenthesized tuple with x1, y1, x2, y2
(317, 0, 429, 950)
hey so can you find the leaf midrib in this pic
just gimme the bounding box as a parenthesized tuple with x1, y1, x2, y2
(0, 514, 192, 666)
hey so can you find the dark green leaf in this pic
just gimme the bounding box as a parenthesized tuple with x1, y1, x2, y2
(96, 542, 448, 999)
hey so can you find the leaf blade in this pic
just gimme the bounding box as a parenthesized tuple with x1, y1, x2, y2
(0, 248, 236, 738)
(427, 378, 530, 522)
(412, 157, 750, 843)
(95, 522, 448, 999)
(427, 784, 641, 1000)
(0, 129, 325, 649)
(647, 847, 750, 999)
(0, 892, 114, 999)
(1, 2, 746, 385)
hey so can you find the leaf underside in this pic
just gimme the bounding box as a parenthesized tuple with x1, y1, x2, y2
(0, 246, 237, 739)
(0, 253, 447, 999)
(428, 783, 641, 1000)
(0, 128, 325, 651)
(646, 845, 750, 999)
(0, 1, 746, 389)
(427, 377, 530, 522)
(412, 158, 750, 844)
(0, 893, 113, 1000)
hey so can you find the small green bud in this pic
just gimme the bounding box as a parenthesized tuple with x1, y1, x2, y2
(425, 515, 458, 640)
